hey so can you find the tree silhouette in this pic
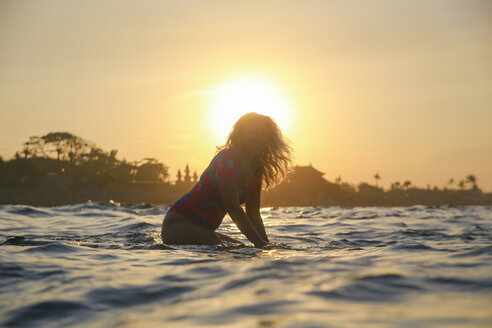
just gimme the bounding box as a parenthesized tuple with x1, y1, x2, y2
(21, 145, 30, 159)
(466, 174, 478, 190)
(403, 180, 412, 190)
(374, 172, 381, 187)
(134, 158, 169, 182)
(23, 136, 44, 158)
(390, 181, 401, 191)
(176, 169, 182, 184)
(447, 178, 454, 189)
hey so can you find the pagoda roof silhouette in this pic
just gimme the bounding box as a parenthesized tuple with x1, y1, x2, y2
(290, 165, 324, 178)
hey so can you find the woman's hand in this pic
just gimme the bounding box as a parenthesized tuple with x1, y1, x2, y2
(254, 238, 269, 249)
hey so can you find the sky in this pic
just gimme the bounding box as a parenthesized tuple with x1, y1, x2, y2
(1, 0, 491, 190)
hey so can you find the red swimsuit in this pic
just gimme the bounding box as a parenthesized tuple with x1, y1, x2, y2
(169, 149, 262, 230)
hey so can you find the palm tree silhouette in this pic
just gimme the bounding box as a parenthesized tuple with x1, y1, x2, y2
(447, 178, 454, 189)
(391, 181, 401, 190)
(465, 174, 477, 190)
(374, 172, 381, 187)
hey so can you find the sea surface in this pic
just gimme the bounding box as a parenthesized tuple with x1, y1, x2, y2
(1, 202, 491, 328)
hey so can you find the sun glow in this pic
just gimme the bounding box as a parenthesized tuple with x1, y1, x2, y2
(209, 78, 291, 140)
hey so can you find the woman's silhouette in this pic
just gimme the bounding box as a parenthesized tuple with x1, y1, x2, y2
(161, 112, 293, 248)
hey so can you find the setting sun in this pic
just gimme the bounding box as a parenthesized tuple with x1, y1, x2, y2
(208, 78, 291, 140)
(2, 3, 492, 327)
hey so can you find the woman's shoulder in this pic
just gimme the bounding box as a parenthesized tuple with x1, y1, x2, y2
(211, 148, 240, 178)
(214, 148, 239, 163)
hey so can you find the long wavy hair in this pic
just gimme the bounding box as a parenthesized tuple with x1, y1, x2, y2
(217, 112, 294, 188)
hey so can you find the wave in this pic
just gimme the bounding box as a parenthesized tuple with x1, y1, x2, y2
(3, 300, 89, 328)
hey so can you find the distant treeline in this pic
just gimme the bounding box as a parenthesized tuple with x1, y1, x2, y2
(0, 132, 168, 186)
(0, 132, 181, 205)
(261, 166, 491, 207)
(0, 132, 490, 206)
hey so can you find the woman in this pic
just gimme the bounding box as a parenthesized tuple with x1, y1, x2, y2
(161, 112, 293, 248)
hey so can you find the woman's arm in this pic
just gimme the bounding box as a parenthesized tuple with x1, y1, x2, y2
(245, 184, 269, 243)
(217, 176, 267, 248)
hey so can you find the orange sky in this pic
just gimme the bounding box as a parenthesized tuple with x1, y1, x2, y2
(1, 1, 491, 190)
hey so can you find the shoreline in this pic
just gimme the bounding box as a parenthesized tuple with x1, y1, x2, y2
(1, 185, 491, 207)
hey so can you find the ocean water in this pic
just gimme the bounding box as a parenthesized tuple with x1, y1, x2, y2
(1, 203, 491, 328)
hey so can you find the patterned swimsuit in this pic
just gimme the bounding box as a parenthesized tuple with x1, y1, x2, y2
(169, 149, 262, 231)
